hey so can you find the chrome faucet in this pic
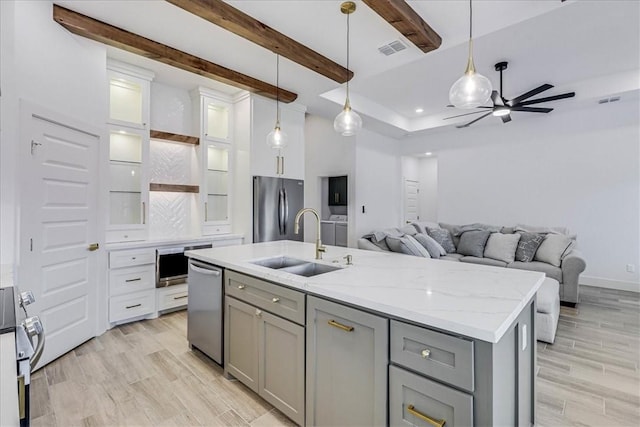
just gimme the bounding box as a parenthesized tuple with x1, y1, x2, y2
(294, 208, 326, 260)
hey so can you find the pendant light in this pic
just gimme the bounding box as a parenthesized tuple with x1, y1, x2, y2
(266, 54, 288, 150)
(334, 1, 362, 136)
(448, 0, 492, 109)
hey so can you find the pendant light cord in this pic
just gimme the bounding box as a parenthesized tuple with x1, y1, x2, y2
(469, 0, 472, 40)
(276, 54, 280, 124)
(346, 10, 350, 102)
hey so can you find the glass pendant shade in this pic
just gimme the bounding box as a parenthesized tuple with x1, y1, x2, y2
(449, 70, 492, 109)
(334, 101, 362, 136)
(266, 123, 288, 149)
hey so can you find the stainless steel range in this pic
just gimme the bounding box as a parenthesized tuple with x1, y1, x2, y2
(0, 287, 45, 427)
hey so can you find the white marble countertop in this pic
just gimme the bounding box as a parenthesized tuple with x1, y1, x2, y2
(186, 241, 544, 343)
(105, 234, 243, 251)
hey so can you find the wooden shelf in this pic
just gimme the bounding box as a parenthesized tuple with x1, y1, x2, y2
(150, 183, 199, 193)
(150, 130, 199, 145)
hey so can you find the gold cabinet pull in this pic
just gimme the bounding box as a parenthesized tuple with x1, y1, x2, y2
(328, 319, 354, 332)
(421, 349, 431, 359)
(238, 284, 246, 290)
(272, 297, 280, 303)
(88, 243, 99, 251)
(142, 202, 146, 224)
(204, 202, 208, 222)
(407, 405, 445, 427)
(255, 309, 262, 317)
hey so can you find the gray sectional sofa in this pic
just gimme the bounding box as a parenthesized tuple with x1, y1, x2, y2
(358, 221, 586, 306)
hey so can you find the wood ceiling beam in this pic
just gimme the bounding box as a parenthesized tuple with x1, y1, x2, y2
(52, 5, 297, 103)
(362, 0, 441, 53)
(165, 0, 353, 84)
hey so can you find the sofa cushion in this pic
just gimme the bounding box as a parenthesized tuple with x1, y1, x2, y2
(507, 261, 563, 283)
(441, 253, 464, 262)
(398, 224, 418, 236)
(460, 256, 508, 268)
(484, 233, 521, 264)
(414, 233, 446, 258)
(535, 234, 573, 267)
(515, 224, 577, 240)
(426, 227, 456, 253)
(515, 232, 545, 262)
(458, 223, 503, 235)
(456, 230, 491, 257)
(501, 226, 516, 234)
(537, 278, 560, 315)
(386, 235, 430, 258)
(411, 221, 441, 234)
(438, 223, 462, 247)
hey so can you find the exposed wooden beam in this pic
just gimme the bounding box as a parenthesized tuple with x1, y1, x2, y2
(165, 0, 353, 83)
(53, 5, 297, 103)
(362, 0, 441, 53)
(150, 130, 199, 145)
(150, 183, 200, 193)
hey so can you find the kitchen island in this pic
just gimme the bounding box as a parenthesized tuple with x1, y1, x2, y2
(187, 241, 544, 427)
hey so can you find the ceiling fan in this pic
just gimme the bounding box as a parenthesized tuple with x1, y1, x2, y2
(444, 61, 576, 128)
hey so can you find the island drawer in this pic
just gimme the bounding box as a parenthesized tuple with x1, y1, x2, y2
(391, 320, 474, 392)
(109, 290, 155, 323)
(390, 365, 473, 427)
(226, 271, 305, 325)
(109, 248, 156, 269)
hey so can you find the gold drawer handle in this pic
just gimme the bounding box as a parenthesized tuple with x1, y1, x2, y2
(173, 295, 188, 300)
(421, 349, 431, 359)
(407, 405, 446, 427)
(238, 285, 246, 290)
(272, 297, 280, 303)
(328, 319, 354, 332)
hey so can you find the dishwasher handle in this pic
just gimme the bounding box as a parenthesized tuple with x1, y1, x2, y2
(189, 262, 221, 276)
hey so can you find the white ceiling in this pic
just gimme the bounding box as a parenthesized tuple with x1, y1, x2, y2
(55, 0, 640, 137)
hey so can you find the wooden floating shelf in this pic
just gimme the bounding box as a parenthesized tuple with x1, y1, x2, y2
(150, 183, 200, 193)
(150, 130, 199, 145)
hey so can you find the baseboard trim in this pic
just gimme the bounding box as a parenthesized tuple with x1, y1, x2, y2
(580, 275, 640, 293)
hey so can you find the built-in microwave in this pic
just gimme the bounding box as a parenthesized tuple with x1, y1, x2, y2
(156, 244, 212, 288)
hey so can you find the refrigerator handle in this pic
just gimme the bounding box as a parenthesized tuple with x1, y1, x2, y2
(278, 188, 286, 235)
(283, 187, 289, 234)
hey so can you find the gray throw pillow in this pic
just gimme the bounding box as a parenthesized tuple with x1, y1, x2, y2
(484, 233, 521, 264)
(426, 227, 456, 253)
(457, 230, 491, 257)
(398, 224, 418, 236)
(411, 221, 441, 234)
(535, 234, 573, 267)
(386, 235, 430, 258)
(457, 223, 503, 236)
(515, 232, 544, 262)
(414, 233, 446, 258)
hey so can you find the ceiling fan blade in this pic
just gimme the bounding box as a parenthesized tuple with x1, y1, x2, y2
(443, 110, 489, 120)
(517, 92, 576, 106)
(511, 106, 554, 113)
(447, 104, 492, 109)
(501, 114, 512, 123)
(491, 90, 504, 107)
(508, 84, 554, 106)
(456, 112, 493, 128)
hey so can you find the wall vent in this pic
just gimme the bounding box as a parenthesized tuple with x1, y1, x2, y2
(378, 40, 407, 56)
(598, 96, 621, 104)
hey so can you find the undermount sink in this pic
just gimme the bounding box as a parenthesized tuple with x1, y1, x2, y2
(250, 256, 341, 277)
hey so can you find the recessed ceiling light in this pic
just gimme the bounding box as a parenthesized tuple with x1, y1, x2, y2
(415, 108, 424, 113)
(424, 152, 432, 156)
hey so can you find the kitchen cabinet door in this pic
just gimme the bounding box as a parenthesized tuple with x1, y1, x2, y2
(335, 223, 348, 247)
(320, 222, 336, 246)
(259, 310, 305, 426)
(225, 296, 259, 392)
(328, 175, 348, 206)
(306, 296, 388, 426)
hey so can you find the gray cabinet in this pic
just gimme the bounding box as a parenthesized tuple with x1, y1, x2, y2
(306, 296, 388, 426)
(224, 272, 305, 426)
(335, 223, 348, 247)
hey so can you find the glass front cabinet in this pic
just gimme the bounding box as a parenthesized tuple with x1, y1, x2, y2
(106, 60, 154, 242)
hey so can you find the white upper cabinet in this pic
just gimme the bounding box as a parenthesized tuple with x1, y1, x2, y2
(107, 60, 154, 131)
(249, 95, 306, 180)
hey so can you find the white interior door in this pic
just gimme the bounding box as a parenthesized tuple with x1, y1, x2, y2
(19, 103, 100, 368)
(403, 179, 420, 225)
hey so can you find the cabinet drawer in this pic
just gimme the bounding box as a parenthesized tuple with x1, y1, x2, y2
(109, 290, 155, 323)
(226, 271, 305, 325)
(109, 248, 155, 269)
(203, 224, 232, 235)
(390, 365, 473, 427)
(158, 284, 188, 311)
(391, 320, 474, 392)
(109, 265, 155, 296)
(106, 229, 147, 244)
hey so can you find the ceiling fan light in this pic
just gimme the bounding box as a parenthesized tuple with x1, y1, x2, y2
(492, 108, 511, 117)
(334, 103, 362, 136)
(449, 71, 492, 109)
(266, 123, 289, 149)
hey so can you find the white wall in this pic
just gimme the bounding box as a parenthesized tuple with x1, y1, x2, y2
(150, 82, 195, 136)
(403, 100, 640, 290)
(418, 157, 438, 222)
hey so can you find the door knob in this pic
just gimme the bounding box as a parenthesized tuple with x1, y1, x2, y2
(88, 243, 99, 251)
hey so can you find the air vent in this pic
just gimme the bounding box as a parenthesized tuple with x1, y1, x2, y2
(378, 40, 407, 56)
(598, 96, 621, 104)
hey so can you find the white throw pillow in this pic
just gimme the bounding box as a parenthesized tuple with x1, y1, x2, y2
(534, 234, 573, 267)
(484, 233, 521, 264)
(385, 235, 430, 258)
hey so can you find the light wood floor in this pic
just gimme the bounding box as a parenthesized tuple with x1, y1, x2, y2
(31, 285, 639, 427)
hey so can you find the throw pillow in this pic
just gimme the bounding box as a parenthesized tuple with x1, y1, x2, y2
(456, 230, 491, 257)
(385, 235, 430, 258)
(411, 221, 441, 234)
(398, 224, 418, 236)
(426, 227, 456, 253)
(484, 233, 521, 264)
(515, 232, 544, 262)
(534, 234, 573, 267)
(414, 233, 447, 258)
(457, 223, 503, 236)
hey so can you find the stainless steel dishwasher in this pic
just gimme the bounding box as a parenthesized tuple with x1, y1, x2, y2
(187, 259, 223, 365)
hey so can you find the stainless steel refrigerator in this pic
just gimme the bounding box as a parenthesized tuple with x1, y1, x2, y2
(253, 176, 304, 242)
